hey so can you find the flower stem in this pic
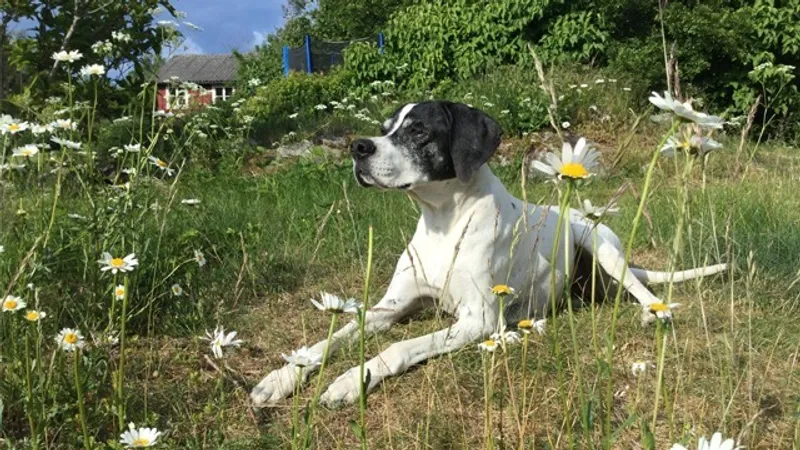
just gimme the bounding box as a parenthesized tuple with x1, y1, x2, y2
(483, 353, 494, 450)
(25, 332, 39, 450)
(303, 313, 339, 448)
(602, 121, 679, 447)
(74, 349, 91, 450)
(548, 181, 573, 429)
(117, 275, 130, 432)
(358, 226, 374, 450)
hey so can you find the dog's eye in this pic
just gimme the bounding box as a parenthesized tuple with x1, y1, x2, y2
(409, 121, 426, 137)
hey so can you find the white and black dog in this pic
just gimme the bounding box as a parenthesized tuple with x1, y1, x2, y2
(251, 101, 726, 408)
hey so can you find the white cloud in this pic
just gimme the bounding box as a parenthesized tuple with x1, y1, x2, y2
(249, 31, 269, 50)
(175, 36, 205, 55)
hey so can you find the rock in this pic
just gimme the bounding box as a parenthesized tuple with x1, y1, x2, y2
(321, 136, 348, 149)
(276, 140, 313, 158)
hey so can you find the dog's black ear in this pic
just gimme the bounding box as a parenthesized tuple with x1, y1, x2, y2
(444, 102, 503, 183)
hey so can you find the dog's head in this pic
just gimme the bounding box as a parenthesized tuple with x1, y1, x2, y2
(351, 101, 502, 190)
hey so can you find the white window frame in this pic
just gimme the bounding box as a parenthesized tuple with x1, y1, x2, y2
(211, 85, 235, 103)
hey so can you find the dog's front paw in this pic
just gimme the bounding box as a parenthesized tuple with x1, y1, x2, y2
(320, 368, 364, 409)
(250, 365, 302, 408)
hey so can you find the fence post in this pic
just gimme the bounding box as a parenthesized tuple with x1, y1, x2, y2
(304, 34, 313, 74)
(283, 46, 290, 76)
(378, 32, 385, 54)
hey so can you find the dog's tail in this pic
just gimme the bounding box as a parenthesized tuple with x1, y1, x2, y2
(631, 263, 728, 284)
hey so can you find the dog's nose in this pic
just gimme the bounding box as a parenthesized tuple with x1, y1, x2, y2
(352, 139, 376, 160)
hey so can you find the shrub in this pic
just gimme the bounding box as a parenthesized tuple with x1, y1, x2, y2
(242, 70, 353, 141)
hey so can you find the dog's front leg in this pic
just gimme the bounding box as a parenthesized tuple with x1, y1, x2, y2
(250, 255, 426, 407)
(320, 302, 496, 408)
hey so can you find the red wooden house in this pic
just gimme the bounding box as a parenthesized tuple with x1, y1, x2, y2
(156, 54, 238, 111)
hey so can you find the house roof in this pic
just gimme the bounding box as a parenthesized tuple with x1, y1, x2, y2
(157, 54, 238, 84)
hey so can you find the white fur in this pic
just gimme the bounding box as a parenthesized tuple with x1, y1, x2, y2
(387, 103, 417, 136)
(252, 150, 726, 409)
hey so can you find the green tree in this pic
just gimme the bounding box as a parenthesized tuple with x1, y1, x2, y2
(3, 0, 178, 109)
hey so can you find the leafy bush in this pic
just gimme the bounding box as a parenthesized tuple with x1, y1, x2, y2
(242, 70, 352, 140)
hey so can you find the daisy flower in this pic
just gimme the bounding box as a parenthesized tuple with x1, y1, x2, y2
(124, 143, 141, 153)
(204, 326, 244, 358)
(648, 301, 680, 320)
(56, 328, 85, 351)
(518, 318, 547, 335)
(120, 423, 162, 448)
(25, 310, 47, 322)
(50, 119, 77, 131)
(31, 124, 51, 135)
(491, 284, 515, 296)
(670, 432, 742, 450)
(631, 360, 651, 377)
(193, 250, 207, 267)
(114, 285, 126, 300)
(580, 199, 620, 221)
(478, 338, 498, 352)
(490, 328, 521, 345)
(649, 91, 723, 129)
(288, 113, 299, 119)
(2, 295, 25, 312)
(314, 104, 328, 111)
(311, 292, 362, 314)
(181, 198, 200, 205)
(91, 331, 120, 347)
(98, 252, 139, 274)
(561, 121, 571, 129)
(1, 120, 29, 135)
(148, 156, 175, 176)
(661, 132, 722, 158)
(531, 138, 600, 182)
(50, 137, 82, 149)
(248, 78, 261, 87)
(80, 64, 106, 76)
(282, 346, 322, 368)
(12, 144, 39, 158)
(171, 284, 183, 297)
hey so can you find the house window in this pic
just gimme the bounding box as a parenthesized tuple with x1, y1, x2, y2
(164, 87, 189, 110)
(212, 86, 235, 103)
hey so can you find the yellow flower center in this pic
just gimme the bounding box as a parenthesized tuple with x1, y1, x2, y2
(26, 311, 40, 321)
(649, 303, 669, 313)
(133, 437, 151, 447)
(115, 288, 125, 297)
(110, 257, 125, 268)
(64, 333, 78, 344)
(560, 163, 589, 179)
(482, 339, 496, 347)
(156, 159, 167, 168)
(4, 299, 18, 309)
(9, 123, 20, 131)
(518, 319, 532, 329)
(22, 149, 34, 156)
(491, 284, 513, 296)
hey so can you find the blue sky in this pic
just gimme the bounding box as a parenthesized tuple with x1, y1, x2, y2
(9, 1, 288, 55)
(166, 0, 287, 54)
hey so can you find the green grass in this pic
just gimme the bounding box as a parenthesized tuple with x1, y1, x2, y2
(3, 137, 800, 448)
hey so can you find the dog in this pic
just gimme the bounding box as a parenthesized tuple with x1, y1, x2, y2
(250, 101, 726, 408)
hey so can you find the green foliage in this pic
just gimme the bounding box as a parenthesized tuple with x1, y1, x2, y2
(536, 11, 610, 63)
(2, 0, 178, 108)
(241, 70, 353, 142)
(234, 16, 313, 92)
(433, 66, 551, 135)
